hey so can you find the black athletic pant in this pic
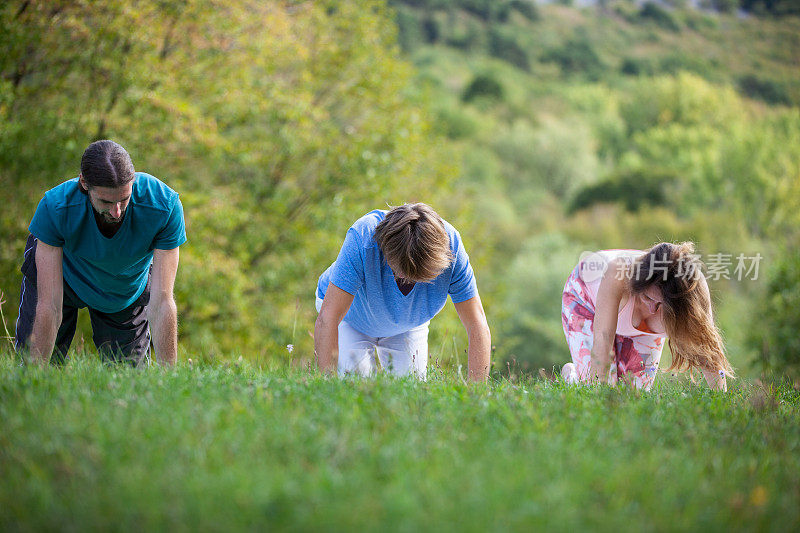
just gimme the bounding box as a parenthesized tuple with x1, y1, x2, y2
(14, 235, 151, 365)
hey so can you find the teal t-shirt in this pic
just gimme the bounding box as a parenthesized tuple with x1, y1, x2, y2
(28, 173, 187, 313)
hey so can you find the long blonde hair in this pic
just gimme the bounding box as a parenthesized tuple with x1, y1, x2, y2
(630, 242, 735, 377)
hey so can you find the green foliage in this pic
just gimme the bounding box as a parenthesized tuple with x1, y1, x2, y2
(492, 117, 600, 200)
(619, 73, 742, 134)
(741, 0, 800, 16)
(433, 102, 480, 139)
(710, 0, 740, 13)
(509, 0, 539, 22)
(396, 3, 799, 377)
(569, 168, 678, 214)
(457, 0, 510, 21)
(395, 6, 425, 51)
(751, 250, 800, 378)
(541, 38, 605, 80)
(488, 28, 530, 71)
(620, 54, 716, 78)
(0, 0, 456, 360)
(684, 11, 720, 31)
(461, 73, 504, 102)
(638, 2, 682, 32)
(658, 52, 716, 76)
(422, 15, 441, 42)
(621, 57, 657, 76)
(444, 19, 484, 51)
(738, 74, 793, 105)
(497, 232, 580, 371)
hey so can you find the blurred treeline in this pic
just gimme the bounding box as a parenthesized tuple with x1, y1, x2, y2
(1, 0, 799, 376)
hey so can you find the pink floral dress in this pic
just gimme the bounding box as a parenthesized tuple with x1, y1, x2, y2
(561, 253, 666, 391)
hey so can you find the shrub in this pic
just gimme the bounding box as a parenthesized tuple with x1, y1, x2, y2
(684, 12, 720, 31)
(493, 117, 600, 200)
(657, 53, 714, 76)
(434, 104, 480, 139)
(395, 7, 424, 52)
(457, 0, 506, 21)
(488, 29, 530, 71)
(738, 75, 793, 106)
(568, 169, 678, 214)
(639, 2, 681, 32)
(620, 73, 743, 134)
(509, 0, 539, 22)
(711, 0, 738, 13)
(422, 16, 440, 43)
(541, 38, 605, 80)
(462, 74, 505, 102)
(750, 250, 800, 379)
(621, 57, 656, 76)
(445, 20, 484, 51)
(741, 0, 800, 16)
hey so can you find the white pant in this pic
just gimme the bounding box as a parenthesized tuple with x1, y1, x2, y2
(316, 296, 429, 379)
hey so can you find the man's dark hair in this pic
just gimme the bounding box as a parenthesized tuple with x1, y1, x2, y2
(80, 140, 135, 189)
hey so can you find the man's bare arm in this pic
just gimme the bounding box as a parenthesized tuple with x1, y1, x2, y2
(148, 247, 180, 365)
(30, 241, 63, 364)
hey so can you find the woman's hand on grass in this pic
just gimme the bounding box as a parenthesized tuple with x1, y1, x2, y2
(590, 350, 612, 384)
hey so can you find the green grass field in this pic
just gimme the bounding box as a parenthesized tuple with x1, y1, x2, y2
(1, 356, 798, 532)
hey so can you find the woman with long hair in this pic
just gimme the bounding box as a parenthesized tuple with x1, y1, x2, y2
(560, 242, 733, 391)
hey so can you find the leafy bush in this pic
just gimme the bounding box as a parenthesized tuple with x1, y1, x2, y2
(434, 103, 480, 139)
(445, 19, 484, 50)
(422, 16, 440, 43)
(456, 0, 508, 21)
(639, 2, 682, 32)
(621, 57, 657, 76)
(568, 169, 678, 214)
(684, 12, 720, 31)
(620, 73, 742, 134)
(509, 0, 539, 22)
(561, 84, 628, 160)
(658, 53, 715, 76)
(462, 74, 505, 102)
(395, 7, 424, 51)
(750, 250, 800, 378)
(493, 117, 600, 200)
(738, 75, 793, 106)
(488, 29, 530, 71)
(541, 38, 605, 80)
(741, 0, 800, 16)
(710, 0, 739, 13)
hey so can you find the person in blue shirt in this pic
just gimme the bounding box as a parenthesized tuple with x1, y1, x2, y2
(14, 140, 186, 365)
(314, 203, 491, 381)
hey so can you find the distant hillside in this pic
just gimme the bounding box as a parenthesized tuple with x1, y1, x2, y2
(390, 0, 800, 106)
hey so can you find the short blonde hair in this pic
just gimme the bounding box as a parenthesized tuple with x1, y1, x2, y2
(374, 203, 454, 283)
